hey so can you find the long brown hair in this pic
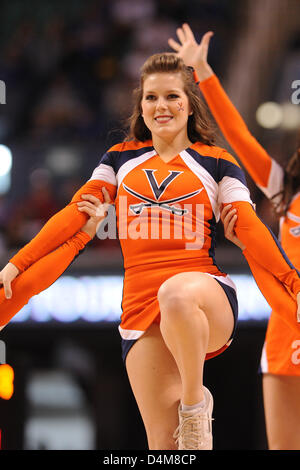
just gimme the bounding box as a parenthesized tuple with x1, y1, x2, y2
(125, 53, 215, 145)
(271, 131, 300, 216)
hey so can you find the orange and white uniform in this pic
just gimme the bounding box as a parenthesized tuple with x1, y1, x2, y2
(5, 137, 300, 364)
(89, 140, 245, 360)
(199, 74, 300, 375)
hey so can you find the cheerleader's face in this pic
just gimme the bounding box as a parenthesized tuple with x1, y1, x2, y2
(141, 72, 192, 142)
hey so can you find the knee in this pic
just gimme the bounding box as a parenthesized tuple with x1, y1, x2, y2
(158, 277, 206, 325)
(157, 282, 191, 318)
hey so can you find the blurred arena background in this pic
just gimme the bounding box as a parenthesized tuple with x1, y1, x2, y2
(0, 0, 299, 450)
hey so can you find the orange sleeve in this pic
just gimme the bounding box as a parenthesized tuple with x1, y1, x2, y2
(281, 198, 300, 269)
(242, 249, 300, 335)
(223, 200, 300, 332)
(228, 201, 300, 297)
(0, 230, 92, 327)
(199, 74, 273, 189)
(9, 180, 116, 273)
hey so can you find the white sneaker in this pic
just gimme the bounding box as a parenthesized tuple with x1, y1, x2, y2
(173, 387, 214, 450)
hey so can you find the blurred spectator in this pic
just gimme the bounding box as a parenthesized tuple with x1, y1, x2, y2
(102, 77, 136, 122)
(25, 16, 65, 78)
(0, 21, 36, 139)
(30, 73, 95, 139)
(5, 169, 60, 248)
(120, 17, 177, 82)
(0, 195, 10, 227)
(276, 47, 300, 103)
(110, 0, 156, 26)
(0, 195, 11, 256)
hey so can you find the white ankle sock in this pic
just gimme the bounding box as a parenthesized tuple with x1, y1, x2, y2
(181, 398, 205, 413)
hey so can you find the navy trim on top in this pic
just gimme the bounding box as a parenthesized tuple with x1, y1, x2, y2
(99, 144, 248, 190)
(217, 158, 247, 186)
(186, 148, 247, 187)
(185, 148, 218, 182)
(98, 146, 155, 174)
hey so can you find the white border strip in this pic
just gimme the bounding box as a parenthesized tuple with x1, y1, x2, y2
(118, 326, 144, 340)
(89, 163, 117, 185)
(116, 150, 157, 187)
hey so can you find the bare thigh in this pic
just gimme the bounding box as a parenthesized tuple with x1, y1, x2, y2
(263, 373, 300, 450)
(158, 272, 235, 354)
(125, 323, 182, 450)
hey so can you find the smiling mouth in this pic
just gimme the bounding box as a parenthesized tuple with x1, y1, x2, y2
(155, 116, 173, 124)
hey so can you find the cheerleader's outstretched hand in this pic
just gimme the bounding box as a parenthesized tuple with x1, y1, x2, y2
(168, 23, 214, 81)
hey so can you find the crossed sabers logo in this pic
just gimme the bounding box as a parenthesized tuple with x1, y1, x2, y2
(290, 225, 300, 237)
(123, 169, 202, 216)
